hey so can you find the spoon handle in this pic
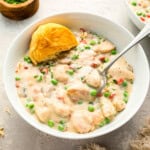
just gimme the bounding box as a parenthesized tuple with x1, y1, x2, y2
(102, 23, 150, 73)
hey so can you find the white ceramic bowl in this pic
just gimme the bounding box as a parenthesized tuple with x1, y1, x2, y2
(125, 0, 145, 30)
(3, 12, 150, 139)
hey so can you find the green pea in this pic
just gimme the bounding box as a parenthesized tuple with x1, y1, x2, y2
(111, 49, 117, 55)
(26, 102, 35, 114)
(99, 118, 110, 127)
(88, 105, 95, 112)
(104, 58, 109, 63)
(51, 79, 58, 85)
(67, 69, 74, 76)
(89, 40, 96, 45)
(136, 11, 142, 16)
(104, 91, 111, 98)
(26, 102, 34, 109)
(90, 89, 97, 96)
(123, 91, 128, 97)
(15, 77, 21, 81)
(58, 124, 65, 131)
(131, 1, 137, 6)
(122, 80, 128, 87)
(48, 120, 55, 127)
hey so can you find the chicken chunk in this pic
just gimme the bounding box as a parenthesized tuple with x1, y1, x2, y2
(71, 110, 104, 133)
(67, 81, 94, 101)
(35, 106, 52, 123)
(71, 110, 93, 133)
(53, 102, 72, 117)
(112, 91, 126, 112)
(52, 64, 69, 83)
(85, 69, 102, 88)
(94, 40, 115, 53)
(100, 97, 116, 119)
(108, 58, 134, 80)
(75, 50, 96, 66)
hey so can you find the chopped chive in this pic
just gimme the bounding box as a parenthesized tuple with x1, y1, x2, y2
(123, 97, 128, 103)
(113, 79, 117, 84)
(99, 118, 110, 127)
(97, 40, 101, 44)
(88, 105, 95, 112)
(67, 69, 74, 76)
(103, 91, 111, 98)
(90, 89, 97, 96)
(89, 101, 94, 105)
(48, 120, 55, 127)
(84, 45, 91, 49)
(106, 82, 110, 87)
(111, 49, 117, 55)
(36, 75, 43, 82)
(77, 46, 84, 52)
(50, 71, 54, 78)
(59, 120, 65, 124)
(131, 1, 137, 6)
(89, 40, 96, 45)
(33, 75, 38, 78)
(64, 86, 68, 90)
(77, 100, 83, 104)
(122, 80, 128, 87)
(81, 76, 85, 81)
(51, 79, 58, 85)
(15, 77, 21, 81)
(24, 56, 32, 64)
(58, 124, 65, 131)
(71, 54, 79, 60)
(142, 13, 146, 17)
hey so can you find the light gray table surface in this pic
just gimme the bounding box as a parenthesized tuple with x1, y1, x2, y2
(0, 0, 150, 150)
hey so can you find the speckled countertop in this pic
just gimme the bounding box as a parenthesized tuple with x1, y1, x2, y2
(0, 0, 150, 150)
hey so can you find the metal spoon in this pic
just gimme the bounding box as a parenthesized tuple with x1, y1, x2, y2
(97, 22, 150, 94)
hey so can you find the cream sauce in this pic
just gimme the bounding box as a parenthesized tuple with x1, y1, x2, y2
(15, 29, 134, 133)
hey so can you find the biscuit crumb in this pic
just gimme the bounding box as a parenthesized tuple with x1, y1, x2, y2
(130, 118, 150, 150)
(0, 127, 5, 137)
(4, 107, 11, 115)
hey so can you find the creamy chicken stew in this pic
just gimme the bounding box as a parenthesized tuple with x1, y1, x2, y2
(15, 29, 134, 133)
(129, 0, 150, 22)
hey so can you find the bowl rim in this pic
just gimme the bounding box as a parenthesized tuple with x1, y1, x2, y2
(125, 0, 146, 29)
(0, 0, 35, 8)
(3, 11, 150, 140)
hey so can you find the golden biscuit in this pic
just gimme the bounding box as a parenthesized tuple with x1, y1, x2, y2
(29, 23, 78, 64)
